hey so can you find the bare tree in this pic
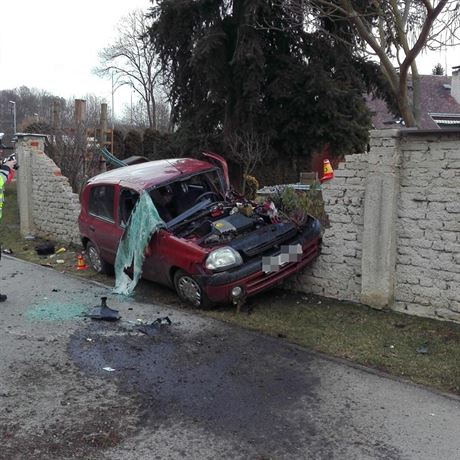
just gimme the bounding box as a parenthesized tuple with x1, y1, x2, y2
(95, 9, 161, 129)
(280, 0, 460, 127)
(226, 129, 270, 195)
(120, 99, 150, 129)
(155, 99, 172, 133)
(120, 94, 170, 132)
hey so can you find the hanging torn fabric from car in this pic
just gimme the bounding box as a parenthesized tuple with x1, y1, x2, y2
(113, 190, 165, 295)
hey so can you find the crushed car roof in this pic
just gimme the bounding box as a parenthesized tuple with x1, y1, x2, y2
(87, 158, 216, 191)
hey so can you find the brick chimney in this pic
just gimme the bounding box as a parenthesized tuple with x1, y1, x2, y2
(452, 66, 460, 104)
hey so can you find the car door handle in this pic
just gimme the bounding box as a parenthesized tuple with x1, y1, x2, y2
(89, 225, 95, 232)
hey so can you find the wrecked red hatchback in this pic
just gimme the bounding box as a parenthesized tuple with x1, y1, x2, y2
(78, 153, 321, 308)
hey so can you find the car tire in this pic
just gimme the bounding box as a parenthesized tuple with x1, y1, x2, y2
(173, 269, 212, 309)
(86, 241, 113, 275)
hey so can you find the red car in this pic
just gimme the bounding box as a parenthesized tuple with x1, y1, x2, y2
(78, 153, 321, 308)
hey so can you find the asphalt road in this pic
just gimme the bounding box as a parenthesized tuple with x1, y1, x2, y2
(0, 256, 459, 460)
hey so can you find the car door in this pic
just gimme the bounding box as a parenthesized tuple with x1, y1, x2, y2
(86, 184, 120, 264)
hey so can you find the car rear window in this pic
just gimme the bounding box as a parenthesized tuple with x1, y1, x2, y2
(89, 185, 115, 221)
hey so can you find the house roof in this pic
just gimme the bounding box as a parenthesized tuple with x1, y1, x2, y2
(366, 75, 460, 129)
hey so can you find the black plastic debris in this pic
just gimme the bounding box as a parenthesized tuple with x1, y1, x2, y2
(138, 316, 171, 336)
(86, 297, 120, 321)
(35, 242, 55, 255)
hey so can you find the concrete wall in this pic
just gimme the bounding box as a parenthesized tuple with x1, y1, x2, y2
(16, 134, 81, 245)
(297, 129, 460, 323)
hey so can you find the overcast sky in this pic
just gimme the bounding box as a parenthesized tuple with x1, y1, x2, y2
(0, 1, 459, 116)
(0, 0, 152, 114)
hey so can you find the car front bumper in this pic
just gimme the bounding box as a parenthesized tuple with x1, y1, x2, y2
(198, 235, 321, 304)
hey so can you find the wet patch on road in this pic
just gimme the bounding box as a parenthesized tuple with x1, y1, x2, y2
(68, 320, 322, 456)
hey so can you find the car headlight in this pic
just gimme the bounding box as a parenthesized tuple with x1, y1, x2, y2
(205, 247, 243, 271)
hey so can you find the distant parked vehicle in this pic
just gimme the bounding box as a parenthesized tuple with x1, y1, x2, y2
(78, 153, 321, 308)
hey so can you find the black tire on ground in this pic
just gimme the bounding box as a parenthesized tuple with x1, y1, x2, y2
(173, 269, 213, 309)
(86, 241, 114, 275)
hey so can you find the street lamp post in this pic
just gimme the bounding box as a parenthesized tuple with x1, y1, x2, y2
(110, 72, 127, 154)
(8, 101, 16, 136)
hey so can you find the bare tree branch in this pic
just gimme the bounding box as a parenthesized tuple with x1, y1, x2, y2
(94, 9, 162, 129)
(277, 0, 460, 127)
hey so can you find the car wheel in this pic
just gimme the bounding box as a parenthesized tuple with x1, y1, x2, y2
(86, 241, 113, 275)
(173, 270, 212, 309)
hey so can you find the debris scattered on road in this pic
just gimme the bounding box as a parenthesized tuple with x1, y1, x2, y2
(416, 345, 429, 354)
(157, 316, 172, 325)
(138, 316, 172, 336)
(86, 297, 120, 321)
(56, 247, 66, 254)
(102, 367, 115, 372)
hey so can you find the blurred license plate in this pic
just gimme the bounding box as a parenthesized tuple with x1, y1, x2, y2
(262, 244, 303, 274)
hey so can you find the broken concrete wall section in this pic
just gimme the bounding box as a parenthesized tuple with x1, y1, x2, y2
(297, 129, 460, 323)
(16, 134, 81, 245)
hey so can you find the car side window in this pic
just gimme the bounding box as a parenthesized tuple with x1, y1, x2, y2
(150, 186, 176, 222)
(88, 185, 115, 221)
(119, 188, 139, 227)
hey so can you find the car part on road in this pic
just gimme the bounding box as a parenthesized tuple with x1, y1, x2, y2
(86, 297, 120, 321)
(138, 316, 172, 336)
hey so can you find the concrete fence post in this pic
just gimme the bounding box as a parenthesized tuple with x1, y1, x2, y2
(360, 129, 402, 309)
(15, 134, 47, 237)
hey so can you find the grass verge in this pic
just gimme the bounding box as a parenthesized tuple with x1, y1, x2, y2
(206, 291, 460, 395)
(2, 182, 459, 396)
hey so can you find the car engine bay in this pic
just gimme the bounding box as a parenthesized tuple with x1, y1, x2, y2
(173, 199, 307, 257)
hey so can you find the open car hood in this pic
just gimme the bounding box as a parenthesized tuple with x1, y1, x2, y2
(202, 151, 230, 193)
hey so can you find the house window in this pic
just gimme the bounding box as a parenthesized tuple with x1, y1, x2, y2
(430, 114, 460, 129)
(436, 121, 460, 129)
